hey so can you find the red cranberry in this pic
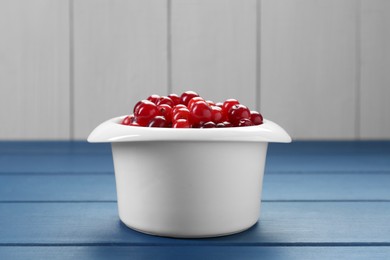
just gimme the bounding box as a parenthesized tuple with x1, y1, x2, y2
(211, 106, 224, 123)
(157, 96, 174, 107)
(121, 116, 132, 125)
(173, 119, 190, 128)
(157, 104, 172, 123)
(228, 104, 251, 125)
(250, 111, 263, 125)
(172, 104, 187, 115)
(134, 100, 159, 126)
(130, 122, 140, 127)
(201, 121, 216, 128)
(133, 100, 145, 114)
(222, 99, 240, 116)
(180, 91, 199, 106)
(129, 92, 264, 129)
(147, 94, 160, 104)
(222, 121, 233, 127)
(238, 118, 254, 127)
(191, 123, 202, 128)
(173, 107, 191, 122)
(187, 97, 205, 111)
(206, 100, 215, 106)
(121, 117, 130, 125)
(190, 101, 212, 125)
(168, 94, 181, 105)
(148, 116, 168, 127)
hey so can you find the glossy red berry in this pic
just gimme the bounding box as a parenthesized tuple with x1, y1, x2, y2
(211, 106, 224, 123)
(222, 121, 233, 127)
(180, 91, 199, 106)
(147, 94, 160, 104)
(172, 104, 187, 115)
(250, 111, 263, 125)
(129, 91, 264, 128)
(121, 116, 130, 125)
(168, 94, 181, 105)
(148, 116, 168, 127)
(157, 104, 172, 123)
(133, 100, 144, 114)
(206, 100, 215, 106)
(172, 119, 190, 128)
(187, 97, 205, 111)
(238, 118, 254, 127)
(173, 108, 191, 122)
(130, 122, 140, 127)
(157, 96, 174, 107)
(134, 100, 159, 126)
(201, 121, 216, 128)
(222, 99, 240, 116)
(228, 104, 251, 125)
(190, 101, 212, 125)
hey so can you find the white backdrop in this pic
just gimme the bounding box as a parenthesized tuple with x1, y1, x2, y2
(0, 0, 389, 140)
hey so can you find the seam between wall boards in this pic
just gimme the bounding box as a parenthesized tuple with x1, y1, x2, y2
(256, 0, 261, 112)
(69, 0, 75, 140)
(167, 0, 172, 95)
(355, 0, 361, 140)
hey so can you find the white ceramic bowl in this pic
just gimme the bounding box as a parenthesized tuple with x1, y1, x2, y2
(88, 116, 291, 238)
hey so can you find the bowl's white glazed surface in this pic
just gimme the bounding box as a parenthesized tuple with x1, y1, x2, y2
(88, 116, 291, 238)
(113, 141, 267, 237)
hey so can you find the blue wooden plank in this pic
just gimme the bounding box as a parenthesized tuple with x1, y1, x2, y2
(2, 152, 388, 174)
(0, 142, 111, 155)
(268, 141, 390, 156)
(266, 141, 390, 173)
(0, 154, 388, 174)
(1, 141, 388, 155)
(0, 154, 114, 174)
(0, 202, 389, 244)
(0, 140, 390, 155)
(0, 173, 389, 201)
(262, 173, 390, 200)
(1, 246, 389, 260)
(1, 141, 389, 259)
(1, 141, 389, 155)
(0, 175, 116, 201)
(1, 141, 389, 174)
(265, 154, 390, 173)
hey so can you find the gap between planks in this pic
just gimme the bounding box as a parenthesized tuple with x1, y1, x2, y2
(0, 200, 390, 203)
(0, 242, 390, 247)
(1, 171, 390, 175)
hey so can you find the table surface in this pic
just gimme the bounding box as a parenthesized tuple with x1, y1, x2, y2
(0, 141, 389, 259)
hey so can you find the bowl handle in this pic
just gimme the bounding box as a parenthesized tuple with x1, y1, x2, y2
(258, 120, 291, 143)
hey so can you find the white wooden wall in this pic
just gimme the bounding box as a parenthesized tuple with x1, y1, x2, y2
(0, 0, 70, 139)
(0, 0, 389, 140)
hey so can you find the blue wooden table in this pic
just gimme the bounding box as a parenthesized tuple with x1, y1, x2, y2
(0, 141, 389, 259)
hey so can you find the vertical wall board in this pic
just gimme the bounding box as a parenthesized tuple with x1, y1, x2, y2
(73, 0, 168, 139)
(360, 0, 390, 139)
(171, 0, 257, 110)
(260, 0, 358, 139)
(0, 0, 70, 140)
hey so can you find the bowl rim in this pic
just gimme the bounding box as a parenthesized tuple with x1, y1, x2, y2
(88, 115, 292, 143)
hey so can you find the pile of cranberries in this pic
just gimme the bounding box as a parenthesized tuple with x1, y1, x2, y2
(121, 91, 263, 128)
